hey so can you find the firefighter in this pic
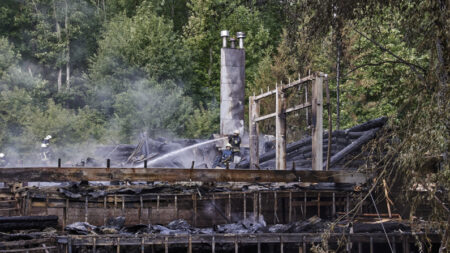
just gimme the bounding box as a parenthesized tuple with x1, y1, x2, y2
(0, 153, 8, 167)
(228, 130, 241, 163)
(40, 135, 52, 161)
(228, 130, 241, 153)
(212, 143, 234, 168)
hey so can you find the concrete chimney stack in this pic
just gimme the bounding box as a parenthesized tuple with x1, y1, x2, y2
(220, 30, 245, 136)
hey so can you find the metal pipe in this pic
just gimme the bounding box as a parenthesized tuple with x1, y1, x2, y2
(236, 32, 245, 49)
(221, 30, 229, 48)
(230, 37, 236, 49)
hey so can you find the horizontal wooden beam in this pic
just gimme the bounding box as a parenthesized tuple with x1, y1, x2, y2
(253, 75, 316, 101)
(254, 89, 276, 101)
(281, 75, 315, 90)
(255, 112, 276, 122)
(285, 102, 311, 114)
(253, 103, 311, 122)
(0, 167, 369, 184)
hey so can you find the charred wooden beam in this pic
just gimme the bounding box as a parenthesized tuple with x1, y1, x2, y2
(311, 73, 324, 171)
(0, 215, 58, 232)
(276, 83, 287, 170)
(249, 96, 260, 170)
(0, 167, 369, 184)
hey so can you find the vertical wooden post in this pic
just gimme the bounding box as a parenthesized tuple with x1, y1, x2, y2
(325, 76, 332, 170)
(249, 96, 260, 170)
(280, 237, 284, 253)
(212, 194, 216, 225)
(370, 237, 374, 253)
(288, 191, 292, 223)
(303, 192, 307, 219)
(64, 199, 69, 228)
(45, 193, 49, 215)
(188, 235, 192, 253)
(258, 192, 262, 220)
(273, 192, 278, 224)
(346, 193, 350, 214)
(114, 195, 117, 216)
(84, 196, 88, 223)
(227, 193, 231, 222)
(403, 236, 410, 253)
(276, 84, 287, 170)
(121, 196, 125, 216)
(164, 237, 168, 253)
(253, 193, 257, 218)
(302, 236, 306, 253)
(157, 195, 160, 223)
(68, 237, 72, 253)
(317, 193, 321, 217)
(93, 237, 96, 253)
(332, 192, 336, 217)
(243, 193, 246, 219)
(174, 195, 178, 220)
(392, 236, 396, 253)
(312, 73, 323, 170)
(103, 196, 107, 225)
(212, 236, 216, 253)
(193, 194, 197, 226)
(139, 196, 143, 224)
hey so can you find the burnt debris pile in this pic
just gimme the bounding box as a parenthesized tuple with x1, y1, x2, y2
(239, 117, 387, 170)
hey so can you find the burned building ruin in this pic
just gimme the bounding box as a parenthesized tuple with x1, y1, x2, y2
(0, 31, 444, 253)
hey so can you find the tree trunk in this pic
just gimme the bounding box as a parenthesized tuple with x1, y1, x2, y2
(53, 0, 62, 92)
(336, 35, 341, 130)
(65, 0, 70, 89)
(208, 47, 213, 78)
(335, 18, 342, 130)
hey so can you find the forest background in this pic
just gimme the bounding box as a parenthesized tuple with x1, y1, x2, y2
(0, 0, 447, 163)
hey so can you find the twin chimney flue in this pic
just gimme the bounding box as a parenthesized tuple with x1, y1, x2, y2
(221, 30, 246, 49)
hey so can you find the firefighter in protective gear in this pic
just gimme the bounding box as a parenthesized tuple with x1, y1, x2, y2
(0, 153, 8, 167)
(40, 135, 52, 161)
(228, 130, 241, 153)
(228, 130, 241, 163)
(212, 143, 234, 168)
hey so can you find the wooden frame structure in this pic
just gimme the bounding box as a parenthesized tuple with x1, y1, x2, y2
(16, 189, 359, 227)
(56, 232, 440, 253)
(249, 73, 327, 170)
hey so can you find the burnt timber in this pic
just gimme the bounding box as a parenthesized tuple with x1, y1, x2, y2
(0, 167, 368, 184)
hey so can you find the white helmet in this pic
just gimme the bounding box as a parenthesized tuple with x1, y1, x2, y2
(233, 130, 240, 135)
(226, 143, 232, 148)
(45, 135, 52, 140)
(0, 153, 4, 158)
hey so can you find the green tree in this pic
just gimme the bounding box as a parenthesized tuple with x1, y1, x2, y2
(111, 80, 194, 142)
(183, 0, 273, 104)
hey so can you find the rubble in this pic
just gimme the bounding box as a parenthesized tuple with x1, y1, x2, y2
(63, 215, 414, 237)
